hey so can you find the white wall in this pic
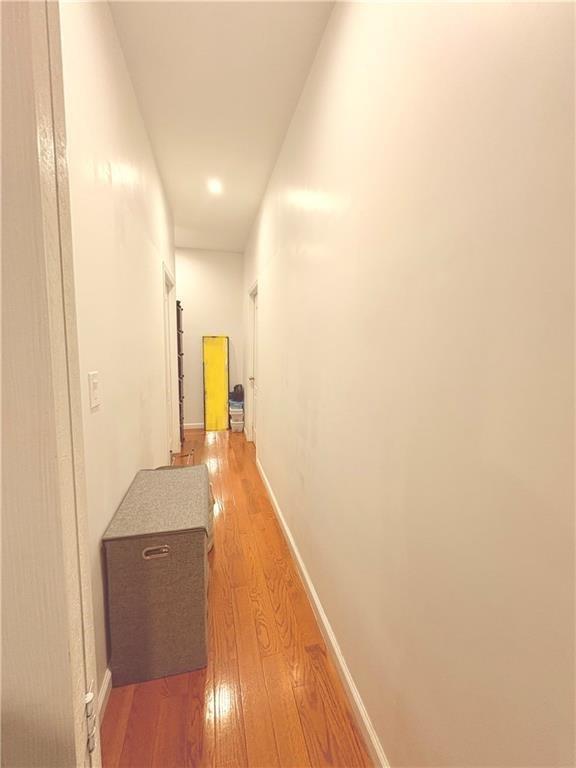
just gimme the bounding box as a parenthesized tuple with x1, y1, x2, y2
(59, 1, 178, 691)
(244, 4, 574, 767)
(176, 249, 244, 427)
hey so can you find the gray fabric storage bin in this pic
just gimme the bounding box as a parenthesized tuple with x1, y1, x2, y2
(155, 464, 215, 551)
(103, 467, 212, 687)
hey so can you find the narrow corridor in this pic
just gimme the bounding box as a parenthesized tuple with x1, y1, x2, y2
(101, 430, 372, 767)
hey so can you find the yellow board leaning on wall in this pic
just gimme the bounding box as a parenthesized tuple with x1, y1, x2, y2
(203, 336, 229, 431)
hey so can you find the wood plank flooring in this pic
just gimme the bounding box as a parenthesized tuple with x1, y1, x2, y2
(101, 429, 372, 768)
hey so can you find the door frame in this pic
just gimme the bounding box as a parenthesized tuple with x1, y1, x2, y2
(246, 282, 258, 443)
(2, 2, 99, 765)
(162, 262, 176, 456)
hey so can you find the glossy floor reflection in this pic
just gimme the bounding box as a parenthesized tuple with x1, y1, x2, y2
(101, 429, 372, 767)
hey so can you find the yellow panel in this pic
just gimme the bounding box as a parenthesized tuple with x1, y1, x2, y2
(203, 336, 229, 431)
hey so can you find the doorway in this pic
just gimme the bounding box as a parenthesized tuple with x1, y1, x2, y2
(247, 285, 258, 444)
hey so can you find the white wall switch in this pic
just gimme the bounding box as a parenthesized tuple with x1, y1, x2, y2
(88, 371, 101, 410)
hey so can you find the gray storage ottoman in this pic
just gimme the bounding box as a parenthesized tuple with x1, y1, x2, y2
(103, 465, 212, 686)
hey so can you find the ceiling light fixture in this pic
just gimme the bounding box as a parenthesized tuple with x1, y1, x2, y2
(207, 177, 223, 195)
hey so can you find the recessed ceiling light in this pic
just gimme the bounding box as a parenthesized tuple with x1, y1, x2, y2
(207, 177, 223, 195)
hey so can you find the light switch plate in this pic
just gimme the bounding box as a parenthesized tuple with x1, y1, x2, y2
(88, 371, 101, 410)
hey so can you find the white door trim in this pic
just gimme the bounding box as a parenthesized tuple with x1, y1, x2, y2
(246, 283, 258, 443)
(3, 3, 100, 765)
(162, 262, 177, 456)
(47, 3, 101, 762)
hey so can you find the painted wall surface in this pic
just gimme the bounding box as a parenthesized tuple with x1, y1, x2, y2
(244, 4, 575, 766)
(176, 249, 244, 427)
(60, 1, 178, 690)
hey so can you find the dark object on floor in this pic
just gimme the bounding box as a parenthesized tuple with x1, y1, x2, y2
(229, 383, 244, 403)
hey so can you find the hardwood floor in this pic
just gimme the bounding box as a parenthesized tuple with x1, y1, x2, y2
(101, 429, 372, 768)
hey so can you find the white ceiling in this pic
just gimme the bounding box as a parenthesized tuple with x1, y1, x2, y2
(110, 1, 332, 253)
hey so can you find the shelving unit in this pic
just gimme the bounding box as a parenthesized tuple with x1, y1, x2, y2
(177, 300, 185, 445)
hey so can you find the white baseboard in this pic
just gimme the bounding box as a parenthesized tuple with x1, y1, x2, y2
(256, 458, 390, 768)
(97, 667, 112, 721)
(184, 422, 204, 430)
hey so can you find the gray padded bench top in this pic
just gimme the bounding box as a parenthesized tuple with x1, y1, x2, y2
(103, 464, 212, 541)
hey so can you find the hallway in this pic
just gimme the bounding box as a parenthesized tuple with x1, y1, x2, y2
(5, 2, 575, 765)
(101, 430, 372, 768)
